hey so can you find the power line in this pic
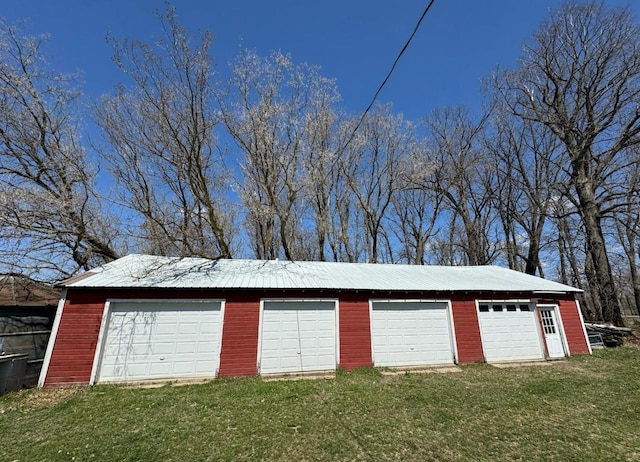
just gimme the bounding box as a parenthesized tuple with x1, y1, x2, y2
(338, 0, 437, 155)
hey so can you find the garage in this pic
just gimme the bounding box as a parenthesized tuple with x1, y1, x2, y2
(259, 300, 337, 374)
(40, 256, 591, 387)
(370, 301, 454, 367)
(96, 300, 223, 383)
(477, 302, 544, 362)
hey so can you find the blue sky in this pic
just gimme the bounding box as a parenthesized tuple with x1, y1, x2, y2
(4, 0, 632, 122)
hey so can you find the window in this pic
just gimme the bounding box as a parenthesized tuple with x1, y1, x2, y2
(541, 310, 556, 334)
(478, 302, 533, 313)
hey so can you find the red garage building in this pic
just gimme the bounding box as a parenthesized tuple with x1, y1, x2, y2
(39, 255, 591, 386)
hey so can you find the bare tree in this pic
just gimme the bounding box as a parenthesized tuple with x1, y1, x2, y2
(95, 7, 235, 259)
(325, 128, 364, 263)
(492, 2, 640, 325)
(300, 105, 346, 261)
(389, 143, 442, 265)
(218, 49, 340, 260)
(342, 104, 414, 263)
(488, 111, 563, 275)
(423, 106, 498, 266)
(0, 20, 120, 279)
(390, 184, 442, 265)
(612, 159, 640, 316)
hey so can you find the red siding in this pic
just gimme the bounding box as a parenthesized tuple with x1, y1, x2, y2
(44, 288, 245, 386)
(450, 297, 484, 364)
(43, 287, 591, 386)
(338, 294, 373, 370)
(44, 296, 104, 386)
(217, 294, 260, 377)
(558, 297, 590, 354)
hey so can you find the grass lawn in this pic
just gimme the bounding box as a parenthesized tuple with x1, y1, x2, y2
(2, 348, 640, 461)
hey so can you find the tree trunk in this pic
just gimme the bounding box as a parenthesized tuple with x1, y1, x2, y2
(617, 217, 640, 316)
(573, 174, 623, 325)
(524, 233, 541, 276)
(629, 253, 640, 316)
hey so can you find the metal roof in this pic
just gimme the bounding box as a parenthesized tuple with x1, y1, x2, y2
(60, 254, 581, 294)
(0, 275, 60, 307)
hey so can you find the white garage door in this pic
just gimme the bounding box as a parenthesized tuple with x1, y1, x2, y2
(97, 300, 222, 383)
(371, 301, 454, 367)
(478, 303, 544, 362)
(260, 301, 336, 374)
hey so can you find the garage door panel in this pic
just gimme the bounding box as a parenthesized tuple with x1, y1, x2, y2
(277, 319, 297, 330)
(478, 305, 544, 362)
(131, 345, 153, 355)
(280, 357, 301, 369)
(172, 361, 196, 374)
(196, 341, 217, 353)
(98, 301, 222, 383)
(198, 323, 218, 335)
(371, 302, 454, 367)
(155, 325, 176, 335)
(317, 318, 334, 328)
(176, 342, 196, 354)
(260, 301, 337, 374)
(315, 338, 335, 348)
(387, 319, 406, 330)
(388, 335, 406, 346)
(152, 343, 174, 355)
(299, 321, 320, 331)
(299, 337, 315, 348)
(123, 364, 149, 376)
(195, 361, 217, 373)
(176, 323, 199, 335)
(149, 363, 171, 375)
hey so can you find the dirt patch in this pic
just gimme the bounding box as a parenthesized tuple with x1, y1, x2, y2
(1, 386, 85, 413)
(25, 386, 85, 408)
(380, 366, 461, 376)
(491, 360, 555, 368)
(262, 371, 335, 382)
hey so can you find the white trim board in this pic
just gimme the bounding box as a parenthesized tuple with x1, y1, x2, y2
(38, 289, 67, 387)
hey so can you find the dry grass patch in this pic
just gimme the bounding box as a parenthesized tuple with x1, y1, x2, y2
(0, 385, 84, 413)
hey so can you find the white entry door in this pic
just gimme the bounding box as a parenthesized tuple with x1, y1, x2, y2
(98, 300, 222, 383)
(539, 307, 566, 359)
(370, 301, 454, 367)
(260, 301, 337, 374)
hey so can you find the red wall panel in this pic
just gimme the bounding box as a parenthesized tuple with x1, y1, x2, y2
(558, 297, 590, 354)
(450, 297, 485, 364)
(217, 294, 260, 377)
(44, 297, 104, 386)
(338, 294, 373, 370)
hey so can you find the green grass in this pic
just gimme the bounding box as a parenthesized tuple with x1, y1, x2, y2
(2, 348, 640, 461)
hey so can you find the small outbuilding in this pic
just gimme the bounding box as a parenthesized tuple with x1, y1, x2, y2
(0, 275, 59, 387)
(39, 255, 591, 386)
